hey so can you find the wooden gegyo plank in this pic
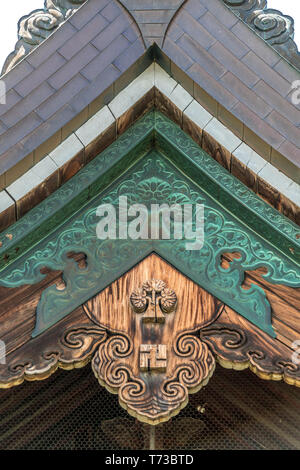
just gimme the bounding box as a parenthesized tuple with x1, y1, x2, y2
(221, 253, 300, 338)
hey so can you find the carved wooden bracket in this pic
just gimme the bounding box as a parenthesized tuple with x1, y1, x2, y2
(2, 1, 86, 74)
(0, 255, 299, 425)
(86, 272, 219, 424)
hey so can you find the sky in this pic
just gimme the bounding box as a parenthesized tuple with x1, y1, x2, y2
(0, 0, 299, 71)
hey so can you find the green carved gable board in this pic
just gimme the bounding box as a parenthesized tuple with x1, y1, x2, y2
(0, 111, 300, 338)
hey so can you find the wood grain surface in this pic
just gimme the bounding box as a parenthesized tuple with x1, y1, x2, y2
(0, 253, 299, 425)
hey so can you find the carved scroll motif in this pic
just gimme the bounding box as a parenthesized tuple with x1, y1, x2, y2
(0, 256, 299, 424)
(88, 277, 220, 424)
(223, 0, 300, 70)
(2, 0, 86, 74)
(0, 314, 107, 389)
(139, 345, 167, 372)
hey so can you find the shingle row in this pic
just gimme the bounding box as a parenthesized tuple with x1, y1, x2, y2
(163, 0, 300, 166)
(0, 0, 145, 174)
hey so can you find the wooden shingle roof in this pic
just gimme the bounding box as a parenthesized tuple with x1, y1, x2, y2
(0, 0, 299, 186)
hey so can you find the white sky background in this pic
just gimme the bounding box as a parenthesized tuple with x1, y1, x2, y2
(0, 0, 299, 71)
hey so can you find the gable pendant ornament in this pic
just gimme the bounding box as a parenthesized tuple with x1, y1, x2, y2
(86, 278, 219, 425)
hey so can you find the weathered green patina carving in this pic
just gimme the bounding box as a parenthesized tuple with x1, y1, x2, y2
(3, 0, 300, 74)
(0, 111, 299, 338)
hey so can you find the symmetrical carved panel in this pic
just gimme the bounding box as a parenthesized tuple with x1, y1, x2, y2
(222, 0, 300, 70)
(0, 254, 299, 425)
(139, 344, 167, 371)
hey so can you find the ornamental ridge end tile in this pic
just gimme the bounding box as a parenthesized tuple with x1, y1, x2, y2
(2, 0, 300, 75)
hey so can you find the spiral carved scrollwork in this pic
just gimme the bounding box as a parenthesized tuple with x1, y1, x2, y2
(92, 335, 151, 419)
(200, 318, 300, 386)
(130, 279, 177, 323)
(92, 331, 215, 424)
(222, 0, 300, 69)
(2, 0, 86, 74)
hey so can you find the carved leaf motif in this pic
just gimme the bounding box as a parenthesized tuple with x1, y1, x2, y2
(130, 288, 147, 313)
(160, 287, 177, 313)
